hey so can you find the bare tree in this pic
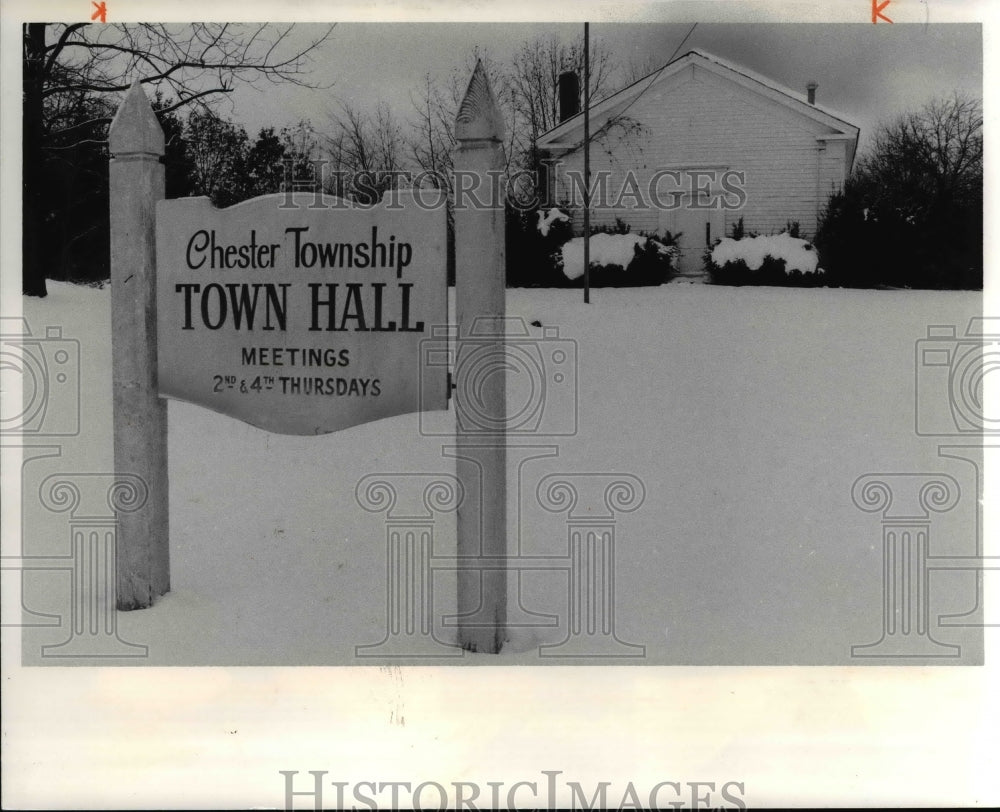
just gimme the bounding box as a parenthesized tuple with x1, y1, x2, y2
(507, 33, 616, 166)
(276, 119, 323, 193)
(857, 92, 983, 217)
(322, 100, 407, 204)
(621, 54, 663, 86)
(23, 22, 335, 295)
(406, 69, 470, 284)
(184, 109, 248, 204)
(817, 93, 983, 289)
(408, 71, 458, 191)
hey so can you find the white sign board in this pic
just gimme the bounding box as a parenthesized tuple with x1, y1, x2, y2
(155, 192, 448, 434)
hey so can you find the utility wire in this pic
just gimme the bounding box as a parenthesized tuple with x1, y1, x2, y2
(606, 22, 698, 127)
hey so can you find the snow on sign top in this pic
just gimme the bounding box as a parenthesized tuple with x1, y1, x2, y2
(154, 191, 449, 435)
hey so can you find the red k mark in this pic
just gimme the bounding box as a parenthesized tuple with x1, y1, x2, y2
(872, 0, 892, 23)
(91, 1, 107, 22)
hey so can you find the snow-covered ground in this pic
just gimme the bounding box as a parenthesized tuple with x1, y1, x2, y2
(17, 281, 984, 665)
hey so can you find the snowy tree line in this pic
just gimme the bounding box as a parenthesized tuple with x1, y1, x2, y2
(815, 93, 982, 289)
(23, 23, 982, 293)
(23, 23, 618, 293)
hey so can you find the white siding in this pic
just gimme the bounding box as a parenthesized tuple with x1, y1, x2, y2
(549, 63, 850, 240)
(817, 138, 850, 225)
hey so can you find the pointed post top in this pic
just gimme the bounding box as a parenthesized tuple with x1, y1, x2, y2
(109, 78, 164, 157)
(455, 60, 505, 143)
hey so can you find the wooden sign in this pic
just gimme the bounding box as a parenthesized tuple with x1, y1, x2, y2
(155, 191, 448, 435)
(111, 72, 507, 654)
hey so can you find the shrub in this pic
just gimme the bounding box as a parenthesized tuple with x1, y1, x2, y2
(706, 255, 827, 287)
(616, 231, 681, 286)
(559, 230, 680, 287)
(730, 216, 754, 241)
(591, 217, 633, 236)
(506, 205, 680, 288)
(705, 230, 826, 287)
(814, 185, 981, 289)
(813, 95, 982, 290)
(505, 203, 575, 287)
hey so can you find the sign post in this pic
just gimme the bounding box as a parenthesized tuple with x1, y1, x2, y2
(108, 80, 170, 609)
(108, 70, 507, 654)
(452, 62, 508, 652)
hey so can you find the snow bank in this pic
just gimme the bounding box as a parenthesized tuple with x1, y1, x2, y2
(536, 207, 569, 236)
(711, 232, 821, 274)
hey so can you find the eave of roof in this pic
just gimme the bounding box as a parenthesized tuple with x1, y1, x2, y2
(537, 48, 860, 149)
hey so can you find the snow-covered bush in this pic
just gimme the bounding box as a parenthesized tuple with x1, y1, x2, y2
(559, 232, 680, 286)
(706, 227, 825, 287)
(536, 207, 570, 237)
(711, 233, 820, 273)
(507, 204, 679, 288)
(506, 203, 575, 287)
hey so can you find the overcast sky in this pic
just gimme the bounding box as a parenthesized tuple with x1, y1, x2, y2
(223, 23, 981, 155)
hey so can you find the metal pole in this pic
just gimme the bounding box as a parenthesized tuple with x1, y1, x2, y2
(583, 22, 591, 304)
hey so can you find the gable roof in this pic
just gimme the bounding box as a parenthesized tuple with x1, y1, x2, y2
(537, 49, 860, 167)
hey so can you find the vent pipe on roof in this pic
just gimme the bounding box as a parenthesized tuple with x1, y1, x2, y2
(806, 81, 818, 105)
(559, 71, 580, 122)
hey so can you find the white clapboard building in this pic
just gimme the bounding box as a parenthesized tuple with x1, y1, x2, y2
(536, 49, 860, 274)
